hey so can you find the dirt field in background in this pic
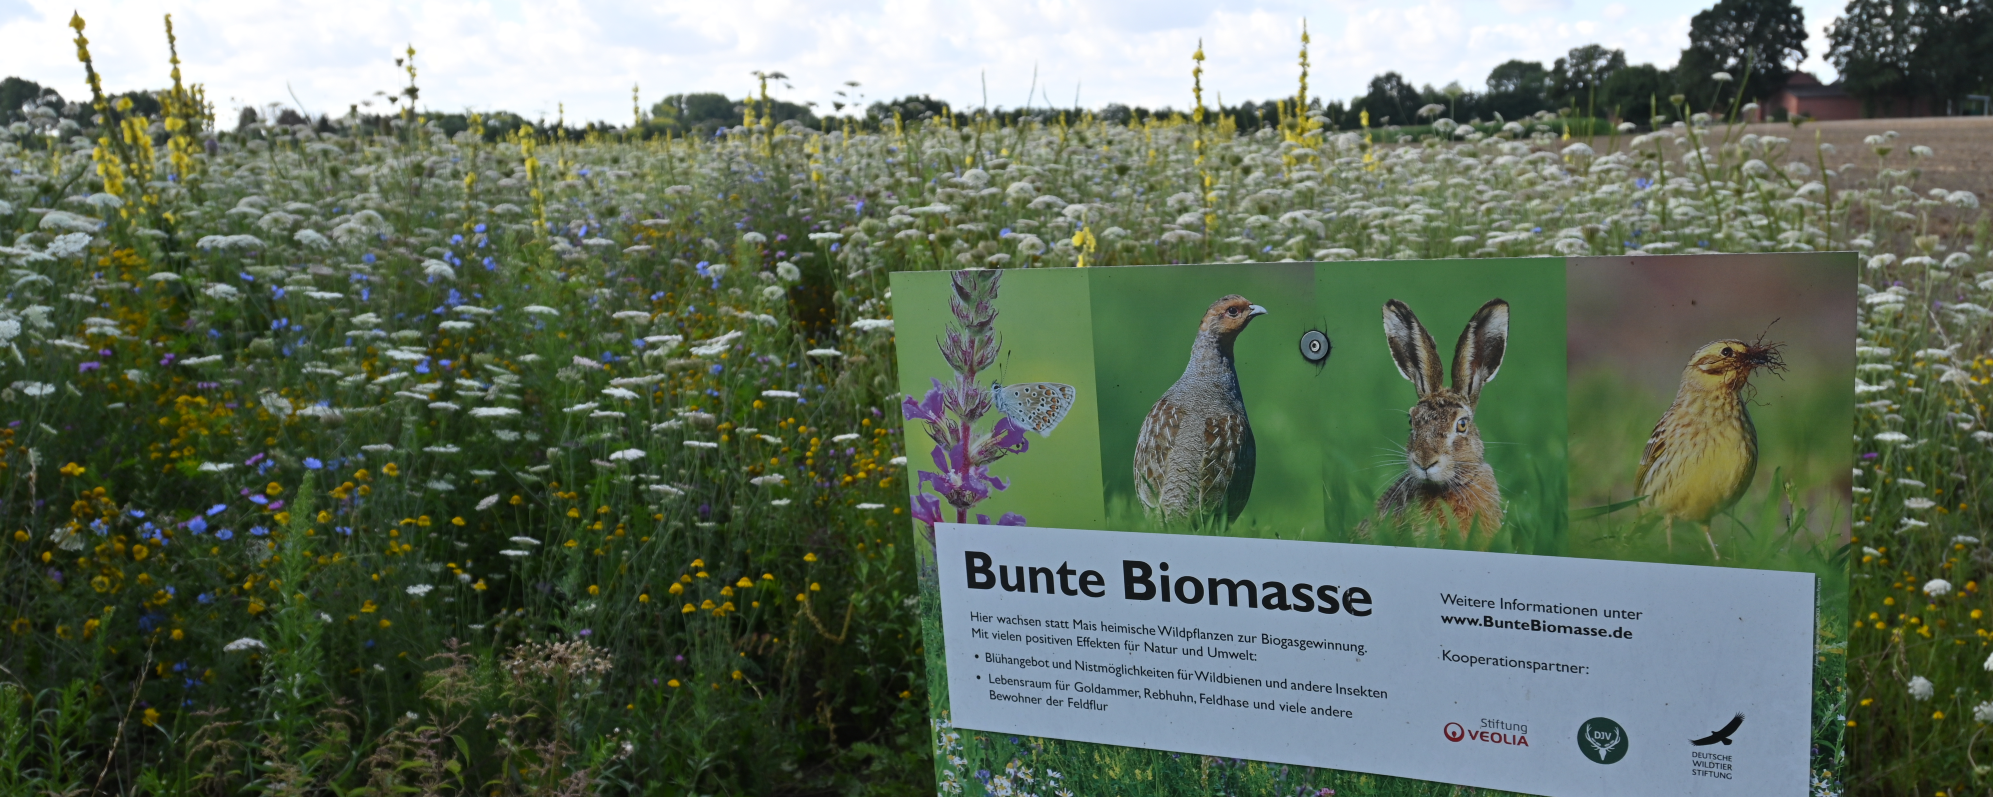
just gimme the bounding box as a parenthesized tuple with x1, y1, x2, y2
(1587, 116, 1993, 199)
(1744, 116, 1993, 199)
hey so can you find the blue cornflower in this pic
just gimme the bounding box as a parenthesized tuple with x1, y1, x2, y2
(249, 526, 269, 536)
(303, 457, 323, 470)
(187, 517, 207, 534)
(208, 504, 227, 516)
(215, 529, 234, 541)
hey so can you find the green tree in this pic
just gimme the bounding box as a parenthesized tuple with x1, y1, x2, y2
(1550, 45, 1627, 114)
(1598, 63, 1671, 126)
(1356, 71, 1423, 126)
(1482, 60, 1551, 121)
(0, 77, 62, 125)
(1675, 0, 1808, 111)
(1827, 0, 1993, 115)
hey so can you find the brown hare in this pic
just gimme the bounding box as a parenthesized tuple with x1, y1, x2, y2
(1375, 298, 1509, 542)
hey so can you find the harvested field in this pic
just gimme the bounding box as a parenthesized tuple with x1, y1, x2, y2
(1742, 116, 1993, 199)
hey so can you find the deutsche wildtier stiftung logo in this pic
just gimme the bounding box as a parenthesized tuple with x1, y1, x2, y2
(1576, 717, 1630, 764)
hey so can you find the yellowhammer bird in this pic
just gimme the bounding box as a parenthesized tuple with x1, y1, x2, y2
(1635, 337, 1786, 560)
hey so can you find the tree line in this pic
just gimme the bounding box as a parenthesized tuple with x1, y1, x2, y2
(5, 0, 1988, 136)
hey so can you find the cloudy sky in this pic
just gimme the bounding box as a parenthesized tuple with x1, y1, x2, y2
(2, 0, 1848, 124)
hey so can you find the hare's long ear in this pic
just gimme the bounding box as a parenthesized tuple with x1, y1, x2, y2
(1452, 298, 1510, 403)
(1382, 300, 1442, 396)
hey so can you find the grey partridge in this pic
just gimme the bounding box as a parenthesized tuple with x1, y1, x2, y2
(1134, 295, 1267, 524)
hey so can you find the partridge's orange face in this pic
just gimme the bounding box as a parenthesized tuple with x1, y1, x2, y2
(1203, 295, 1268, 336)
(1686, 338, 1787, 388)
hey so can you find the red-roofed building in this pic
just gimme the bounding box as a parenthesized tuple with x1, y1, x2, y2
(1765, 73, 1932, 121)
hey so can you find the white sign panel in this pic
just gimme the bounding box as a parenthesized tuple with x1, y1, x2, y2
(935, 523, 1816, 796)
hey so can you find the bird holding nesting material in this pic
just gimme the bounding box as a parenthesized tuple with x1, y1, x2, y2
(1634, 336, 1786, 560)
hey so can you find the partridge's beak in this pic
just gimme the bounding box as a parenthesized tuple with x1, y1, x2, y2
(1248, 305, 1268, 317)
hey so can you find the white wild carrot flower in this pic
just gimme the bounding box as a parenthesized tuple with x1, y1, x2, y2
(1909, 676, 1935, 701)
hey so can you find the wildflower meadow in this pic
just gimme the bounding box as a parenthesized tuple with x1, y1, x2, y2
(0, 13, 1985, 797)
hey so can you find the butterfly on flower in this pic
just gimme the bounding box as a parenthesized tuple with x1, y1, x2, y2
(990, 381, 1077, 436)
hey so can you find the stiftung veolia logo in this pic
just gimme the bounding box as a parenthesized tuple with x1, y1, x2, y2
(1444, 722, 1466, 742)
(1576, 717, 1629, 764)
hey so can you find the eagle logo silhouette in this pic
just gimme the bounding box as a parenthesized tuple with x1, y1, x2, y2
(1690, 713, 1744, 746)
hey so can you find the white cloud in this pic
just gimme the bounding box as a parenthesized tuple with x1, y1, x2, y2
(0, 0, 1839, 123)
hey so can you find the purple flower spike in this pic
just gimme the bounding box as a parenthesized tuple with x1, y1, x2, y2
(911, 494, 944, 527)
(902, 379, 949, 422)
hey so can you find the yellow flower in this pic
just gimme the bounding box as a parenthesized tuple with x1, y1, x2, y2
(416, 516, 431, 527)
(761, 573, 775, 581)
(810, 582, 821, 592)
(8, 618, 28, 635)
(361, 600, 378, 613)
(171, 628, 184, 641)
(588, 584, 600, 595)
(735, 577, 754, 588)
(700, 599, 716, 609)
(668, 679, 681, 688)
(141, 708, 160, 727)
(900, 690, 912, 699)
(1934, 711, 1946, 720)
(567, 507, 581, 518)
(510, 494, 523, 505)
(13, 531, 27, 542)
(472, 579, 487, 591)
(382, 463, 399, 477)
(316, 511, 332, 523)
(266, 482, 283, 496)
(272, 512, 289, 526)
(691, 558, 705, 568)
(731, 669, 743, 680)
(669, 583, 684, 595)
(59, 462, 86, 477)
(451, 516, 465, 526)
(379, 619, 391, 628)
(681, 603, 695, 614)
(804, 552, 817, 562)
(638, 593, 649, 603)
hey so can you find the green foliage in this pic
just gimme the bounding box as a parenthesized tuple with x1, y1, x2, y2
(1676, 0, 1810, 107)
(1827, 0, 1993, 114)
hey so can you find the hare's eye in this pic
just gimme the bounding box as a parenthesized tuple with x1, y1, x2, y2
(1454, 417, 1469, 434)
(1721, 346, 1735, 357)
